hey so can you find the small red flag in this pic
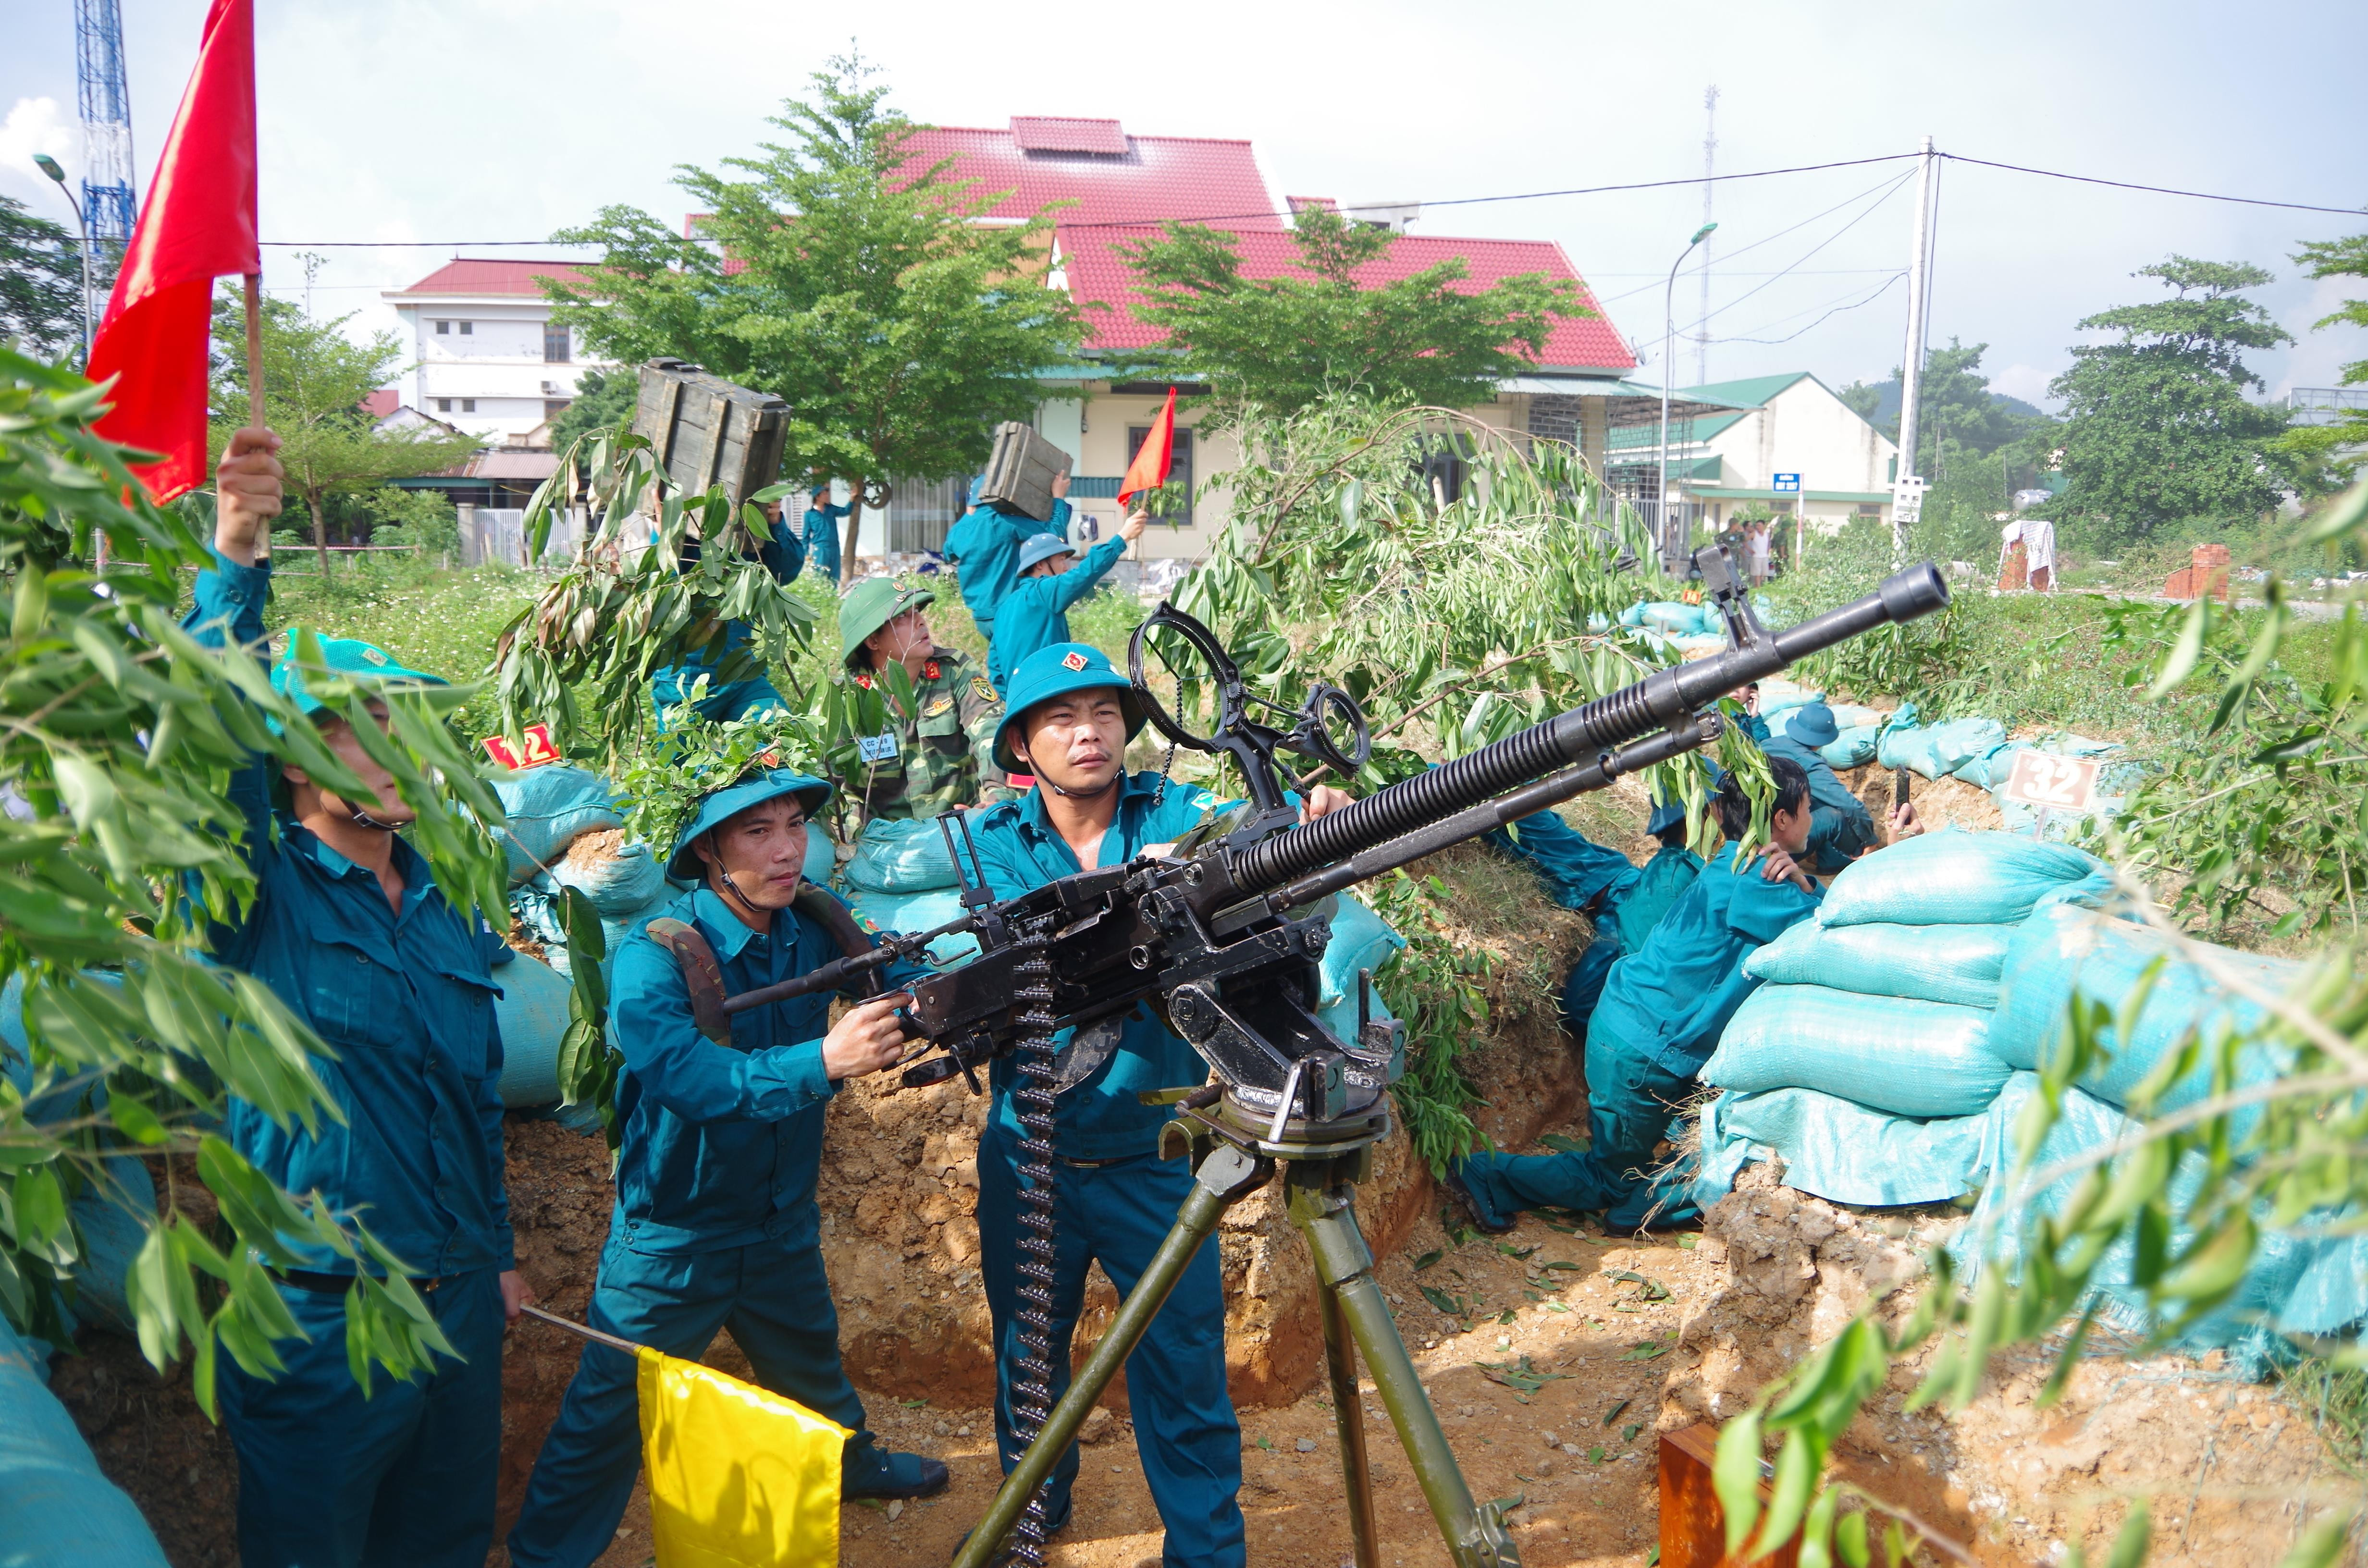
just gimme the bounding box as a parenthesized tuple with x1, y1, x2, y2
(1117, 387, 1177, 508)
(86, 0, 259, 503)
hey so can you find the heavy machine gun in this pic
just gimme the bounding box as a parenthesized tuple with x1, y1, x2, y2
(710, 546, 1949, 1567)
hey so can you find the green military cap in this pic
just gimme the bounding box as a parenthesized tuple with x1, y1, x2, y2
(839, 576, 937, 670)
(269, 631, 444, 731)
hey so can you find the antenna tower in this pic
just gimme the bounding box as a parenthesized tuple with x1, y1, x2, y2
(74, 0, 138, 307)
(1695, 85, 1717, 385)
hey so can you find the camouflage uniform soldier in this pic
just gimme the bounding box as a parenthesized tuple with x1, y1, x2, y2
(836, 576, 1011, 821)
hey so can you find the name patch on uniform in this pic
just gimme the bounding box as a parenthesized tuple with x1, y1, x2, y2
(857, 733, 900, 762)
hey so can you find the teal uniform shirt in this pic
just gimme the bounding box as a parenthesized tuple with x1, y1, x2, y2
(1762, 735, 1876, 874)
(944, 499, 1073, 635)
(604, 885, 926, 1254)
(986, 536, 1128, 693)
(1591, 844, 1823, 1076)
(182, 551, 514, 1280)
(1484, 801, 1641, 912)
(1602, 844, 1706, 956)
(966, 769, 1226, 1161)
(804, 502, 851, 584)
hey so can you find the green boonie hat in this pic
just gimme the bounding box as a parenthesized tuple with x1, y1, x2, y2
(269, 633, 444, 731)
(990, 642, 1147, 774)
(839, 577, 937, 670)
(665, 767, 833, 882)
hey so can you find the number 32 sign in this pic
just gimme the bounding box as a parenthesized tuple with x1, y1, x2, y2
(2000, 750, 2099, 814)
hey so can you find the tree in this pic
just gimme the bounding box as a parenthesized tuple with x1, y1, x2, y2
(544, 54, 1083, 571)
(2282, 233, 2368, 488)
(2048, 257, 2295, 544)
(1840, 341, 2048, 476)
(547, 366, 636, 458)
(210, 281, 478, 576)
(1118, 206, 1588, 414)
(0, 193, 82, 362)
(0, 345, 504, 1402)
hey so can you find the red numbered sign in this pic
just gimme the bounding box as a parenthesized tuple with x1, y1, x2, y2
(482, 723, 562, 771)
(2000, 750, 2098, 813)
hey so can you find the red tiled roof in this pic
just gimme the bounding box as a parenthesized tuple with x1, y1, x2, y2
(361, 389, 399, 418)
(895, 124, 1284, 233)
(391, 258, 592, 296)
(1063, 226, 1636, 372)
(1286, 196, 1338, 214)
(1009, 116, 1128, 156)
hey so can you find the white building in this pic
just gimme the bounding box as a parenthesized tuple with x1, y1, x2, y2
(380, 259, 608, 442)
(1607, 372, 1901, 534)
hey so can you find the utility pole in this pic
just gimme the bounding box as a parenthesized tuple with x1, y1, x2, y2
(74, 0, 137, 319)
(1696, 86, 1718, 385)
(1893, 134, 1937, 558)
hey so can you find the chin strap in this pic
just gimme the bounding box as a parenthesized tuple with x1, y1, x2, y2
(1045, 775, 1118, 801)
(349, 807, 402, 831)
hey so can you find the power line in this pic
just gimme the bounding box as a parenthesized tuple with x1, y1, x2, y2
(1669, 171, 1914, 335)
(1591, 170, 1916, 308)
(1712, 271, 1907, 345)
(1941, 153, 2366, 217)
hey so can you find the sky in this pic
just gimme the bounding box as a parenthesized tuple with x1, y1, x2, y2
(5, 0, 2364, 414)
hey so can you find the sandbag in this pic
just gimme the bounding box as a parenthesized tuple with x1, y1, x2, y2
(1694, 1085, 1998, 1209)
(1815, 830, 2111, 929)
(848, 886, 980, 967)
(1743, 919, 2010, 1008)
(1757, 679, 1822, 716)
(1703, 983, 2012, 1118)
(0, 1315, 169, 1566)
(493, 765, 623, 884)
(844, 816, 962, 894)
(548, 833, 666, 916)
(1314, 895, 1406, 1017)
(1821, 724, 1880, 770)
(1988, 906, 2301, 1124)
(1877, 715, 2010, 780)
(493, 952, 576, 1108)
(803, 822, 835, 885)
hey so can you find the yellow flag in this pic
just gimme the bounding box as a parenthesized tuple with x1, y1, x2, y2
(636, 1346, 852, 1568)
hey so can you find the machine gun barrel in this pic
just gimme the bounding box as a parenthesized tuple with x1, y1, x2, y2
(1224, 561, 1947, 900)
(716, 909, 978, 1017)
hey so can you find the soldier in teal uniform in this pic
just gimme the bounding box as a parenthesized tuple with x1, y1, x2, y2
(184, 426, 528, 1568)
(506, 768, 945, 1568)
(803, 480, 851, 584)
(647, 497, 804, 727)
(1760, 700, 1878, 874)
(985, 509, 1147, 693)
(962, 643, 1350, 1567)
(943, 469, 1073, 637)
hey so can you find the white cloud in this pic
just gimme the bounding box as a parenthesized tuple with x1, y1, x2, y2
(1989, 363, 2060, 409)
(0, 97, 77, 210)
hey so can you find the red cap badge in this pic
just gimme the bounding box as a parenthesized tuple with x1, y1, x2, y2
(1061, 650, 1089, 672)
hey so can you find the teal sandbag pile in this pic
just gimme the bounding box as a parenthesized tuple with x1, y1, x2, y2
(493, 765, 623, 883)
(493, 953, 577, 1108)
(1757, 678, 1822, 717)
(844, 816, 962, 894)
(1312, 894, 1406, 1030)
(1815, 830, 2111, 929)
(1703, 984, 2010, 1117)
(1876, 713, 2010, 780)
(548, 836, 666, 916)
(0, 1315, 169, 1566)
(1743, 919, 2010, 1008)
(848, 886, 979, 967)
(1694, 1080, 2006, 1208)
(1821, 724, 1881, 769)
(1988, 905, 2301, 1131)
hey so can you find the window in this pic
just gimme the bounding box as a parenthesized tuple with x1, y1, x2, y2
(434, 320, 450, 335)
(543, 323, 570, 363)
(458, 321, 473, 336)
(1124, 425, 1196, 527)
(544, 399, 571, 422)
(885, 475, 968, 553)
(434, 398, 452, 412)
(460, 399, 477, 414)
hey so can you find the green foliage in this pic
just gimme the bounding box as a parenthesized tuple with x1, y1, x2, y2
(544, 53, 1082, 512)
(614, 702, 829, 863)
(1767, 518, 1973, 705)
(0, 346, 500, 1406)
(2294, 233, 2368, 392)
(1366, 869, 1500, 1172)
(1118, 207, 1587, 414)
(210, 278, 479, 576)
(552, 887, 620, 1153)
(2049, 257, 2299, 546)
(358, 486, 459, 555)
(494, 427, 818, 766)
(0, 193, 82, 363)
(546, 367, 637, 461)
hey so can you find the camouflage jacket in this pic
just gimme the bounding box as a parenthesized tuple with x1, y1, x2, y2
(842, 646, 1012, 821)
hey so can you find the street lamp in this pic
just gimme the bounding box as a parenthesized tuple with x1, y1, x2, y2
(1657, 221, 1717, 573)
(31, 154, 93, 364)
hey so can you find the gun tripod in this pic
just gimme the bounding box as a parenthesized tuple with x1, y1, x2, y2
(950, 1091, 1521, 1568)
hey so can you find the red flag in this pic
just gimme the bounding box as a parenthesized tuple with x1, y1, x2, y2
(86, 0, 259, 502)
(1117, 387, 1176, 508)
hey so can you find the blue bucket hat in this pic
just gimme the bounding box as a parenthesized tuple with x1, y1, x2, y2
(269, 633, 444, 732)
(1015, 533, 1075, 574)
(1785, 700, 1841, 750)
(991, 643, 1146, 775)
(1646, 795, 1688, 838)
(665, 768, 833, 881)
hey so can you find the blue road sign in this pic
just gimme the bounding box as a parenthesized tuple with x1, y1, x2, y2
(1773, 473, 1801, 491)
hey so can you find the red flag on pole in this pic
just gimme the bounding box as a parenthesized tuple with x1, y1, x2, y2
(86, 0, 259, 503)
(1117, 387, 1176, 508)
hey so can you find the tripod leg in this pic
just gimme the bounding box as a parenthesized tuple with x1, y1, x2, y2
(951, 1144, 1270, 1568)
(1320, 1281, 1381, 1568)
(1288, 1170, 1522, 1568)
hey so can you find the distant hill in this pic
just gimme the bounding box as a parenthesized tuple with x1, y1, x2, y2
(1850, 375, 2046, 429)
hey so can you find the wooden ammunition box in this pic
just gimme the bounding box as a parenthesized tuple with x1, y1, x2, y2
(630, 358, 789, 506)
(976, 420, 1073, 522)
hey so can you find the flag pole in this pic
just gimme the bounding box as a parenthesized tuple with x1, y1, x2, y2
(243, 271, 264, 426)
(519, 1302, 646, 1357)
